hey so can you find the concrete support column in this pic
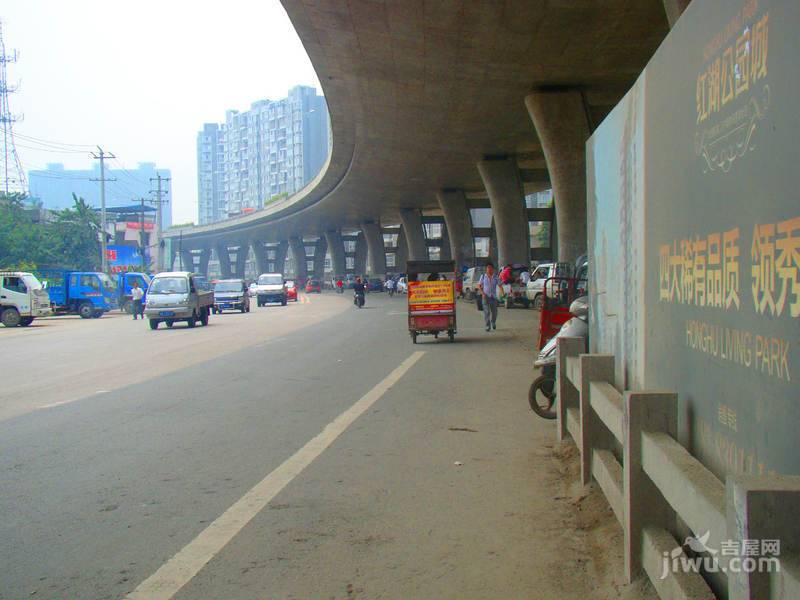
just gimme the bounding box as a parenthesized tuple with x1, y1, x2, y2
(662, 0, 690, 27)
(234, 244, 248, 278)
(361, 222, 387, 276)
(437, 190, 474, 269)
(288, 237, 307, 280)
(179, 249, 194, 272)
(354, 232, 367, 276)
(324, 230, 346, 277)
(198, 248, 211, 277)
(168, 247, 177, 271)
(252, 241, 268, 275)
(476, 158, 529, 267)
(215, 242, 233, 278)
(313, 237, 327, 281)
(274, 241, 288, 274)
(525, 91, 590, 263)
(399, 208, 427, 262)
(395, 228, 409, 270)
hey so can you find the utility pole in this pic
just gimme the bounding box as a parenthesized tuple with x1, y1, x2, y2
(149, 173, 170, 270)
(139, 197, 146, 271)
(90, 147, 116, 272)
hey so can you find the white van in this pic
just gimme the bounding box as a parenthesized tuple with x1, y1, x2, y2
(461, 267, 484, 300)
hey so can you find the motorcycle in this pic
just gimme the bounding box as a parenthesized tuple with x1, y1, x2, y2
(529, 296, 589, 419)
(353, 291, 365, 308)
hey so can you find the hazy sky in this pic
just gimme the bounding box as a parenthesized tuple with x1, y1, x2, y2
(4, 0, 321, 224)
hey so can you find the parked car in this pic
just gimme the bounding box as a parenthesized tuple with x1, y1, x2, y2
(461, 267, 484, 300)
(305, 278, 322, 293)
(144, 271, 213, 329)
(366, 277, 384, 292)
(0, 271, 51, 327)
(254, 273, 287, 306)
(285, 280, 298, 302)
(212, 278, 250, 314)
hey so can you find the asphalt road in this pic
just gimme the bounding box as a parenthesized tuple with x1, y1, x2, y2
(0, 292, 643, 600)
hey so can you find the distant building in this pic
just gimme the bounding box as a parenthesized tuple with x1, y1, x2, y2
(27, 162, 173, 229)
(197, 85, 329, 225)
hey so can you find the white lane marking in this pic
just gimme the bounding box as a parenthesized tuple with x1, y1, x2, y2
(127, 350, 426, 600)
(38, 400, 72, 409)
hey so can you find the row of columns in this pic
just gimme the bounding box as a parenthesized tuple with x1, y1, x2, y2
(175, 89, 595, 278)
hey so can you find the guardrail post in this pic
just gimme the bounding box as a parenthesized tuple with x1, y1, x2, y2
(556, 337, 583, 443)
(578, 354, 614, 485)
(726, 475, 800, 599)
(623, 390, 678, 583)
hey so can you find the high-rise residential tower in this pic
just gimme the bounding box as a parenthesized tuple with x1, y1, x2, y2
(196, 86, 329, 225)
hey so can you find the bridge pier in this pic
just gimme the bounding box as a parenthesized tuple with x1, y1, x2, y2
(312, 237, 327, 281)
(525, 90, 589, 262)
(361, 222, 387, 276)
(179, 249, 195, 273)
(198, 248, 211, 277)
(399, 209, 427, 262)
(215, 241, 234, 279)
(288, 237, 307, 281)
(477, 157, 529, 267)
(324, 230, 346, 277)
(437, 190, 473, 270)
(273, 241, 288, 275)
(252, 241, 268, 275)
(234, 244, 248, 279)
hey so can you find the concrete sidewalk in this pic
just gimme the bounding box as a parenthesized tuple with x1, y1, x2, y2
(171, 298, 656, 599)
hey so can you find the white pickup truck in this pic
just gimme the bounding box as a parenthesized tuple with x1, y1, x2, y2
(0, 271, 51, 327)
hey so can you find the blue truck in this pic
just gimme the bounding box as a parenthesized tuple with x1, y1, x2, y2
(116, 271, 151, 314)
(35, 269, 118, 319)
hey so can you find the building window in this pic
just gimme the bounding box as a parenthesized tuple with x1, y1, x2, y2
(469, 208, 492, 228)
(343, 240, 357, 253)
(424, 223, 442, 239)
(428, 246, 441, 260)
(529, 221, 551, 248)
(474, 237, 491, 258)
(306, 260, 314, 272)
(346, 256, 355, 270)
(383, 233, 398, 248)
(386, 253, 396, 268)
(305, 245, 315, 257)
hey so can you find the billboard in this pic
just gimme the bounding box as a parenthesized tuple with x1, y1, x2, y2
(106, 245, 148, 273)
(588, 0, 799, 477)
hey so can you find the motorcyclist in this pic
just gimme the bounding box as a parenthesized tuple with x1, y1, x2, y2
(353, 277, 366, 307)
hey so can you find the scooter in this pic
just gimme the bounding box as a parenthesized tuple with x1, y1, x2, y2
(529, 296, 589, 419)
(354, 291, 365, 308)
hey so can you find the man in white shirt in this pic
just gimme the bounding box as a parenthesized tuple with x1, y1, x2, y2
(478, 262, 500, 332)
(520, 269, 531, 286)
(131, 281, 145, 320)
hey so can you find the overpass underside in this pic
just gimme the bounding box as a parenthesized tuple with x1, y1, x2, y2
(164, 0, 676, 278)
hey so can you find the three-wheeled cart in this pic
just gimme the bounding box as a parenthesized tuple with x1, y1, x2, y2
(406, 260, 457, 343)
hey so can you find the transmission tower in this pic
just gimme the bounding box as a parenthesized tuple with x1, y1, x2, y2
(0, 21, 26, 195)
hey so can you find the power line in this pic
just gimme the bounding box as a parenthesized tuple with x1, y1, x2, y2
(14, 131, 94, 149)
(90, 147, 116, 272)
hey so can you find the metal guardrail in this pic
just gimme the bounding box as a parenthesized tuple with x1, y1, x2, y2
(556, 337, 800, 600)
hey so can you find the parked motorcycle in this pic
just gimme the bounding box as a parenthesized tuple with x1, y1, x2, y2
(529, 295, 589, 419)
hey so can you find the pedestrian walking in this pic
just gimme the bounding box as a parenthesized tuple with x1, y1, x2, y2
(478, 262, 500, 332)
(131, 280, 144, 320)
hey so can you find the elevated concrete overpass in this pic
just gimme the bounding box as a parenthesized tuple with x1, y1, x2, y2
(165, 0, 687, 279)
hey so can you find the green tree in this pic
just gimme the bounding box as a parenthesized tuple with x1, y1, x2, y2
(49, 194, 102, 270)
